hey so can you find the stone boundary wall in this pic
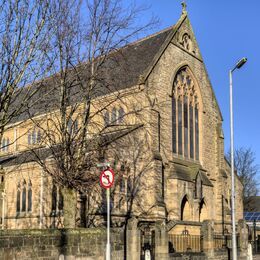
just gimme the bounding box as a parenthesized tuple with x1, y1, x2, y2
(0, 228, 124, 260)
(169, 252, 207, 259)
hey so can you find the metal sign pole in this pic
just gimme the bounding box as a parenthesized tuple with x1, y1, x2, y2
(106, 188, 111, 260)
(97, 163, 113, 260)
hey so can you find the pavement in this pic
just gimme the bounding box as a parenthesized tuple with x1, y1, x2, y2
(253, 255, 260, 260)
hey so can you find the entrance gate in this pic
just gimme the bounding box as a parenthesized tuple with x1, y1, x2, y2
(139, 223, 155, 260)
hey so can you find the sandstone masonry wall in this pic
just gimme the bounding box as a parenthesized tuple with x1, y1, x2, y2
(0, 228, 124, 260)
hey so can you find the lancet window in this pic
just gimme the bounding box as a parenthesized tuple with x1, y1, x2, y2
(1, 137, 10, 152)
(51, 184, 64, 215)
(172, 67, 200, 160)
(16, 179, 32, 213)
(103, 106, 125, 126)
(28, 129, 41, 145)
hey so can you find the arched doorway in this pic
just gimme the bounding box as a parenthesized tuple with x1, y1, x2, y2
(199, 198, 208, 222)
(181, 195, 191, 221)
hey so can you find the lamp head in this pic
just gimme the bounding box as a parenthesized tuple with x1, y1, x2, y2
(235, 57, 247, 69)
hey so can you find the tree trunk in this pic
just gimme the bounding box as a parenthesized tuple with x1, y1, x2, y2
(62, 187, 77, 228)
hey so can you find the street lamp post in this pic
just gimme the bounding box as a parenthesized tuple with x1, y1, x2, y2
(229, 57, 247, 260)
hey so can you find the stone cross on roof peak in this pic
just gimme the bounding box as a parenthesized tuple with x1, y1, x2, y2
(181, 1, 187, 14)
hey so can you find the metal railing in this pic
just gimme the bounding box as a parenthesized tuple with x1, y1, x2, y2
(213, 233, 238, 249)
(168, 234, 202, 253)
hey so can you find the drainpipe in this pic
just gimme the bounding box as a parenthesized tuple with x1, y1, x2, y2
(151, 108, 165, 203)
(39, 171, 44, 228)
(2, 190, 5, 229)
(2, 189, 5, 229)
(151, 108, 161, 152)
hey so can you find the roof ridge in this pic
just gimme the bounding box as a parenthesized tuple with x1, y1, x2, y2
(125, 26, 174, 48)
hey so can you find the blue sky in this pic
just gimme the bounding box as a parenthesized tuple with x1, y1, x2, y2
(136, 0, 260, 180)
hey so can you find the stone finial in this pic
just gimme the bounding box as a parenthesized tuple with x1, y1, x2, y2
(181, 1, 187, 14)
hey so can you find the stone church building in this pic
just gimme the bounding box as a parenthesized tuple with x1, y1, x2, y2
(0, 4, 245, 259)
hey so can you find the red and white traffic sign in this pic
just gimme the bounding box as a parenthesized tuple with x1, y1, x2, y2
(100, 168, 115, 189)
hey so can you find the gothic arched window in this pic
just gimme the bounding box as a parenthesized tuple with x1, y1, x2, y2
(118, 107, 125, 123)
(51, 184, 64, 214)
(27, 181, 32, 212)
(22, 180, 26, 212)
(28, 129, 41, 145)
(104, 111, 110, 127)
(199, 199, 207, 222)
(180, 195, 191, 221)
(58, 189, 64, 211)
(28, 133, 31, 145)
(67, 119, 78, 135)
(172, 67, 200, 160)
(51, 185, 57, 212)
(120, 178, 126, 192)
(111, 107, 117, 124)
(16, 183, 21, 213)
(1, 137, 10, 152)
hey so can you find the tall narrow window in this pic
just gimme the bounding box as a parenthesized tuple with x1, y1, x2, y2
(180, 195, 191, 221)
(37, 130, 41, 143)
(31, 131, 36, 144)
(172, 67, 200, 160)
(178, 98, 183, 155)
(111, 108, 117, 124)
(16, 183, 21, 213)
(127, 178, 132, 197)
(58, 189, 64, 211)
(172, 97, 177, 153)
(28, 133, 31, 145)
(68, 119, 78, 135)
(184, 96, 188, 157)
(118, 107, 125, 123)
(120, 178, 125, 192)
(104, 111, 110, 127)
(74, 119, 78, 133)
(189, 104, 194, 159)
(51, 185, 57, 212)
(1, 138, 10, 152)
(195, 105, 199, 160)
(22, 180, 26, 212)
(27, 181, 32, 212)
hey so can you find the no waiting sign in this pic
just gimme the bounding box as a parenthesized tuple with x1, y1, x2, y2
(100, 168, 115, 189)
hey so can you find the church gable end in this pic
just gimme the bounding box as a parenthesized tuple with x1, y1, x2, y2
(171, 14, 203, 61)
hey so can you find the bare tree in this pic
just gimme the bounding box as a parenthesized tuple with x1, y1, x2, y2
(0, 0, 51, 148)
(226, 147, 259, 208)
(28, 0, 157, 228)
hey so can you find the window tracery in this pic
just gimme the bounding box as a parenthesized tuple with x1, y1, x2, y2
(16, 179, 32, 214)
(172, 67, 200, 160)
(179, 33, 195, 54)
(28, 129, 41, 145)
(103, 107, 125, 126)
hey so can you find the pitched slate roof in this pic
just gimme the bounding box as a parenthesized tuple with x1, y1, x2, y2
(10, 27, 173, 124)
(0, 124, 143, 167)
(168, 162, 213, 187)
